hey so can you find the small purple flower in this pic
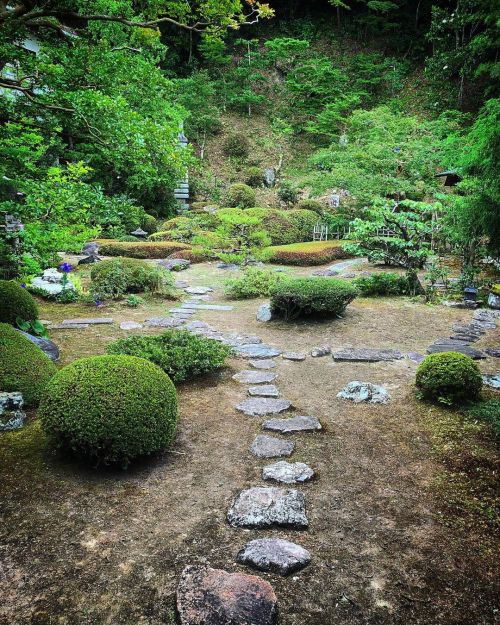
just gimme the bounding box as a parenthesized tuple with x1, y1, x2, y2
(20, 283, 26, 289)
(59, 262, 73, 273)
(95, 300, 103, 307)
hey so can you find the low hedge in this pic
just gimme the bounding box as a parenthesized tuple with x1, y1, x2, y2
(90, 258, 174, 299)
(266, 241, 351, 265)
(98, 240, 191, 259)
(224, 267, 286, 299)
(270, 277, 357, 320)
(353, 272, 410, 296)
(0, 323, 57, 406)
(0, 280, 39, 325)
(39, 355, 178, 466)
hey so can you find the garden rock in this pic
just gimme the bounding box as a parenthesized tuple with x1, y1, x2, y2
(82, 242, 99, 255)
(427, 343, 485, 359)
(176, 565, 278, 625)
(185, 286, 213, 295)
(248, 385, 280, 398)
(175, 280, 190, 289)
(181, 304, 233, 311)
(282, 352, 306, 362)
(485, 348, 500, 358)
(483, 374, 500, 389)
(332, 348, 403, 362)
(337, 381, 390, 404)
(312, 269, 339, 277)
(217, 263, 240, 271)
(263, 461, 315, 484)
(407, 352, 425, 364)
(263, 168, 276, 188)
(144, 317, 184, 328)
(234, 344, 282, 359)
(233, 370, 276, 384)
(119, 321, 143, 330)
(31, 269, 75, 296)
(227, 487, 308, 529)
(237, 538, 311, 576)
(16, 330, 60, 361)
(0, 392, 27, 431)
(311, 345, 331, 358)
(257, 303, 273, 322)
(62, 318, 113, 325)
(487, 292, 500, 309)
(249, 359, 276, 370)
(78, 253, 100, 265)
(250, 435, 294, 459)
(237, 398, 291, 417)
(263, 415, 322, 434)
(158, 258, 190, 271)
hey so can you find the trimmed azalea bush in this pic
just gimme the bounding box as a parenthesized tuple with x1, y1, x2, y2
(245, 208, 318, 245)
(270, 278, 357, 320)
(223, 133, 250, 158)
(0, 280, 39, 325)
(0, 323, 57, 406)
(353, 272, 410, 296)
(416, 352, 483, 405)
(39, 355, 177, 466)
(297, 199, 324, 214)
(224, 267, 286, 299)
(225, 183, 256, 209)
(98, 240, 190, 259)
(107, 330, 232, 383)
(90, 258, 174, 299)
(266, 241, 351, 265)
(245, 167, 263, 187)
(141, 213, 158, 235)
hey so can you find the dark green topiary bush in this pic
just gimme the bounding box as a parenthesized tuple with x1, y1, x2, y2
(245, 167, 263, 187)
(0, 280, 39, 325)
(141, 213, 158, 234)
(223, 133, 250, 158)
(90, 258, 174, 299)
(225, 183, 256, 208)
(0, 323, 57, 406)
(270, 278, 357, 320)
(416, 352, 483, 405)
(39, 355, 178, 466)
(107, 330, 232, 383)
(297, 199, 324, 214)
(353, 272, 410, 296)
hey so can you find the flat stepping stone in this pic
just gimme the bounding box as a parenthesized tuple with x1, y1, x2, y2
(227, 487, 308, 529)
(311, 345, 331, 358)
(144, 317, 184, 328)
(181, 303, 233, 311)
(233, 370, 276, 384)
(427, 343, 485, 359)
(119, 321, 143, 330)
(175, 280, 190, 288)
(169, 308, 195, 315)
(249, 359, 276, 370)
(237, 538, 311, 576)
(282, 352, 306, 361)
(177, 565, 277, 625)
(248, 385, 280, 398)
(263, 461, 315, 484)
(483, 374, 500, 389)
(485, 348, 500, 357)
(237, 398, 291, 417)
(332, 348, 403, 362)
(337, 381, 390, 404)
(61, 317, 113, 325)
(184, 286, 213, 295)
(250, 435, 294, 458)
(50, 323, 89, 330)
(234, 344, 282, 359)
(263, 415, 322, 434)
(407, 352, 425, 364)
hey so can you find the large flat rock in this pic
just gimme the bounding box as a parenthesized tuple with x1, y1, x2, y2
(176, 565, 277, 625)
(61, 317, 113, 325)
(332, 348, 403, 362)
(234, 344, 282, 359)
(232, 370, 277, 385)
(237, 398, 291, 417)
(184, 286, 213, 295)
(485, 348, 500, 358)
(144, 316, 184, 328)
(337, 381, 390, 404)
(250, 435, 294, 458)
(227, 487, 308, 529)
(16, 330, 59, 361)
(181, 304, 234, 311)
(237, 538, 311, 576)
(248, 385, 280, 398)
(427, 343, 486, 359)
(263, 415, 322, 434)
(249, 359, 277, 370)
(263, 461, 314, 484)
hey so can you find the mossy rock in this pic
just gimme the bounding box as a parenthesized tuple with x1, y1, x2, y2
(416, 352, 483, 405)
(39, 355, 178, 466)
(0, 280, 39, 325)
(0, 323, 57, 406)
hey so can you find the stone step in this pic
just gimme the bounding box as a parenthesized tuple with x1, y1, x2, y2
(232, 370, 277, 385)
(332, 348, 403, 362)
(236, 538, 311, 576)
(250, 435, 294, 459)
(248, 385, 280, 398)
(227, 487, 308, 529)
(61, 317, 113, 325)
(263, 415, 322, 433)
(262, 461, 315, 484)
(180, 304, 234, 311)
(236, 398, 291, 417)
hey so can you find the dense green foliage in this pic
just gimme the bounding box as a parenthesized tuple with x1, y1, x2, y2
(107, 330, 232, 383)
(353, 273, 410, 297)
(267, 241, 350, 265)
(0, 323, 57, 406)
(416, 352, 483, 406)
(39, 355, 178, 466)
(98, 240, 190, 259)
(90, 258, 174, 299)
(270, 277, 357, 320)
(0, 280, 39, 325)
(463, 400, 500, 437)
(225, 184, 257, 208)
(224, 267, 286, 299)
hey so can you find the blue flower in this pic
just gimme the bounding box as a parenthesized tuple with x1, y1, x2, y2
(20, 283, 26, 289)
(59, 262, 73, 273)
(95, 300, 103, 307)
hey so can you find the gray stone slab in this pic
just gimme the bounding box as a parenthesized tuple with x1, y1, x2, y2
(0, 392, 27, 431)
(169, 308, 196, 315)
(236, 538, 311, 576)
(184, 286, 213, 295)
(426, 344, 486, 359)
(263, 415, 322, 434)
(234, 344, 282, 359)
(175, 280, 190, 289)
(227, 487, 308, 529)
(282, 352, 306, 361)
(407, 352, 425, 364)
(250, 435, 294, 459)
(248, 385, 280, 398)
(262, 461, 315, 484)
(181, 303, 233, 311)
(483, 374, 500, 389)
(16, 330, 60, 361)
(337, 381, 390, 404)
(257, 304, 273, 322)
(485, 348, 500, 357)
(332, 348, 403, 362)
(249, 359, 277, 370)
(144, 317, 184, 328)
(237, 398, 291, 417)
(233, 370, 277, 385)
(311, 345, 331, 358)
(50, 323, 89, 330)
(119, 321, 143, 330)
(62, 317, 113, 325)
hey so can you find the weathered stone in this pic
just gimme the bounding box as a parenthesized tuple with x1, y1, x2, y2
(228, 487, 308, 529)
(175, 280, 190, 289)
(262, 461, 315, 484)
(282, 352, 306, 362)
(257, 304, 273, 322)
(237, 538, 311, 576)
(483, 374, 500, 389)
(233, 370, 276, 385)
(16, 330, 59, 361)
(337, 381, 390, 404)
(49, 323, 89, 330)
(311, 345, 331, 358)
(249, 359, 276, 370)
(144, 316, 184, 328)
(158, 258, 190, 271)
(41, 268, 63, 283)
(169, 308, 195, 315)
(62, 317, 113, 325)
(426, 343, 486, 359)
(488, 292, 500, 309)
(82, 242, 99, 255)
(119, 321, 143, 330)
(250, 435, 294, 459)
(185, 286, 213, 295)
(263, 415, 322, 434)
(237, 398, 291, 417)
(0, 392, 27, 431)
(407, 352, 425, 364)
(341, 272, 356, 279)
(181, 304, 233, 311)
(78, 253, 100, 265)
(332, 348, 403, 362)
(217, 262, 240, 271)
(248, 385, 280, 398)
(31, 271, 75, 296)
(234, 344, 282, 359)
(485, 348, 500, 358)
(263, 167, 276, 188)
(312, 269, 339, 277)
(184, 320, 211, 331)
(176, 565, 278, 625)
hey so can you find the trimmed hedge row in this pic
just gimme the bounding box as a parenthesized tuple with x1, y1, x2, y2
(98, 240, 191, 259)
(266, 241, 351, 265)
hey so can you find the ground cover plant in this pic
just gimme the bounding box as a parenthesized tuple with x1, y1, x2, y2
(90, 258, 174, 300)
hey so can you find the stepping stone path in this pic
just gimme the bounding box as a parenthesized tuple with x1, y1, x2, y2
(250, 435, 294, 459)
(311, 345, 331, 358)
(119, 321, 143, 330)
(144, 317, 184, 328)
(250, 359, 276, 370)
(176, 565, 278, 625)
(237, 398, 292, 417)
(263, 415, 322, 434)
(234, 344, 282, 359)
(233, 370, 276, 385)
(263, 461, 315, 484)
(337, 381, 390, 404)
(236, 538, 311, 576)
(248, 385, 280, 398)
(62, 317, 113, 325)
(282, 352, 306, 361)
(227, 487, 308, 529)
(184, 286, 213, 295)
(332, 348, 403, 362)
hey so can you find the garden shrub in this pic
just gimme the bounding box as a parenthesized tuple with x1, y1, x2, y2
(98, 240, 190, 259)
(270, 277, 357, 320)
(245, 166, 263, 187)
(286, 210, 320, 242)
(90, 258, 174, 299)
(277, 181, 297, 205)
(0, 323, 57, 406)
(244, 208, 318, 245)
(0, 280, 39, 325)
(39, 355, 177, 466)
(266, 241, 351, 265)
(353, 272, 410, 296)
(225, 183, 256, 208)
(168, 249, 208, 263)
(141, 213, 158, 234)
(416, 352, 483, 405)
(223, 133, 250, 158)
(107, 330, 232, 383)
(224, 267, 286, 299)
(297, 199, 324, 214)
(148, 230, 176, 242)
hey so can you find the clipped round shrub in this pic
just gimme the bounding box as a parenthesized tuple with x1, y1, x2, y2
(0, 323, 57, 406)
(225, 183, 257, 209)
(141, 213, 158, 235)
(277, 181, 298, 205)
(245, 167, 263, 187)
(0, 280, 39, 325)
(224, 267, 286, 299)
(39, 355, 177, 466)
(90, 258, 174, 299)
(416, 352, 483, 405)
(223, 133, 250, 158)
(297, 199, 324, 214)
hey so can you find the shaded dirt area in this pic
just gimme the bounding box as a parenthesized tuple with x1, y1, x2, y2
(1, 262, 499, 625)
